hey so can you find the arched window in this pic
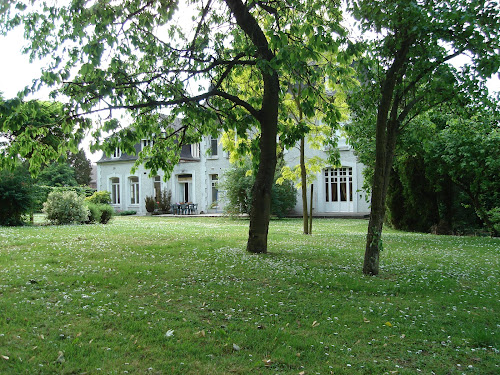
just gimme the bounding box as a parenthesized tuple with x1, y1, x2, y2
(129, 176, 139, 204)
(111, 177, 120, 204)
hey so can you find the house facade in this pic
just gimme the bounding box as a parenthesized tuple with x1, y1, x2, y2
(96, 134, 370, 216)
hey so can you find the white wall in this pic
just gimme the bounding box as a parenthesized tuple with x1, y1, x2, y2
(97, 135, 370, 215)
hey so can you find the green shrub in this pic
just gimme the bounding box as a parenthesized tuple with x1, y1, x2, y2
(158, 189, 172, 213)
(145, 196, 156, 213)
(86, 203, 101, 223)
(272, 178, 297, 218)
(86, 190, 111, 204)
(85, 202, 114, 224)
(220, 159, 297, 218)
(119, 210, 137, 216)
(0, 166, 34, 226)
(43, 190, 89, 225)
(99, 205, 114, 224)
(488, 207, 500, 236)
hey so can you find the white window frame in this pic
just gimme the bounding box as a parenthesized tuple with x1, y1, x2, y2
(111, 177, 120, 204)
(141, 139, 154, 151)
(191, 143, 200, 158)
(112, 147, 121, 158)
(129, 176, 140, 205)
(209, 136, 218, 157)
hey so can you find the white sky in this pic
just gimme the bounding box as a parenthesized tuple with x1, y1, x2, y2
(1, 18, 499, 162)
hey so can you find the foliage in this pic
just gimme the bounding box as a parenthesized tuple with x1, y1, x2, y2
(67, 149, 93, 186)
(425, 113, 500, 236)
(0, 98, 90, 175)
(0, 217, 499, 373)
(1, 0, 349, 253)
(43, 190, 89, 225)
(0, 165, 34, 226)
(157, 189, 172, 213)
(271, 178, 297, 218)
(85, 202, 114, 224)
(221, 160, 296, 218)
(35, 162, 78, 187)
(85, 202, 101, 224)
(98, 204, 114, 224)
(144, 196, 156, 213)
(346, 0, 500, 274)
(118, 210, 137, 216)
(220, 162, 256, 216)
(85, 190, 111, 205)
(488, 207, 500, 235)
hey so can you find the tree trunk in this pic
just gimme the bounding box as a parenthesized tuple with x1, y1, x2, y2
(223, 0, 279, 253)
(309, 183, 314, 234)
(300, 137, 309, 234)
(246, 72, 279, 253)
(363, 39, 411, 275)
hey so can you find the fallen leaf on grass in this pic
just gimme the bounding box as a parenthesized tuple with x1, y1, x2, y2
(232, 343, 241, 351)
(384, 322, 393, 327)
(312, 321, 320, 327)
(194, 330, 206, 337)
(363, 317, 370, 323)
(1, 355, 9, 360)
(165, 330, 175, 337)
(263, 359, 273, 367)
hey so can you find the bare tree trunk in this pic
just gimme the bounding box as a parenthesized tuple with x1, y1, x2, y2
(246, 71, 279, 253)
(300, 137, 309, 234)
(224, 0, 279, 254)
(309, 183, 314, 234)
(363, 38, 411, 275)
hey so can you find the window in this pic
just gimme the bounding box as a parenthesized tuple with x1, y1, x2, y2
(210, 136, 218, 156)
(325, 167, 353, 202)
(111, 177, 120, 204)
(129, 176, 139, 204)
(191, 143, 200, 158)
(112, 147, 121, 158)
(142, 139, 154, 150)
(154, 175, 161, 201)
(211, 174, 218, 204)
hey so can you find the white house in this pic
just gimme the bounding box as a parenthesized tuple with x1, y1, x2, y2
(96, 133, 370, 216)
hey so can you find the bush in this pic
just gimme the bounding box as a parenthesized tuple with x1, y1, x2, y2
(99, 205, 114, 224)
(272, 179, 297, 218)
(0, 166, 34, 226)
(43, 190, 89, 225)
(86, 203, 102, 223)
(86, 190, 111, 204)
(145, 196, 156, 213)
(220, 160, 297, 218)
(118, 210, 137, 216)
(158, 189, 172, 213)
(86, 202, 114, 224)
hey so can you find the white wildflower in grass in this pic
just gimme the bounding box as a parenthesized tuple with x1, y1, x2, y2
(0, 217, 498, 373)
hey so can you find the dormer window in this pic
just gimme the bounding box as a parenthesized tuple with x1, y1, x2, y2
(191, 143, 200, 158)
(142, 139, 154, 150)
(112, 147, 121, 158)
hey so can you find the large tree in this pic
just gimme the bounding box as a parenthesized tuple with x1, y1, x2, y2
(67, 149, 93, 186)
(2, 0, 346, 253)
(347, 0, 500, 275)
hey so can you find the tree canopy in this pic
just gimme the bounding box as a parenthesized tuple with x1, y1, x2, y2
(1, 0, 349, 252)
(0, 97, 89, 175)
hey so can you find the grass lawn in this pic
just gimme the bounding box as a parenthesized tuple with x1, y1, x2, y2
(0, 216, 498, 374)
